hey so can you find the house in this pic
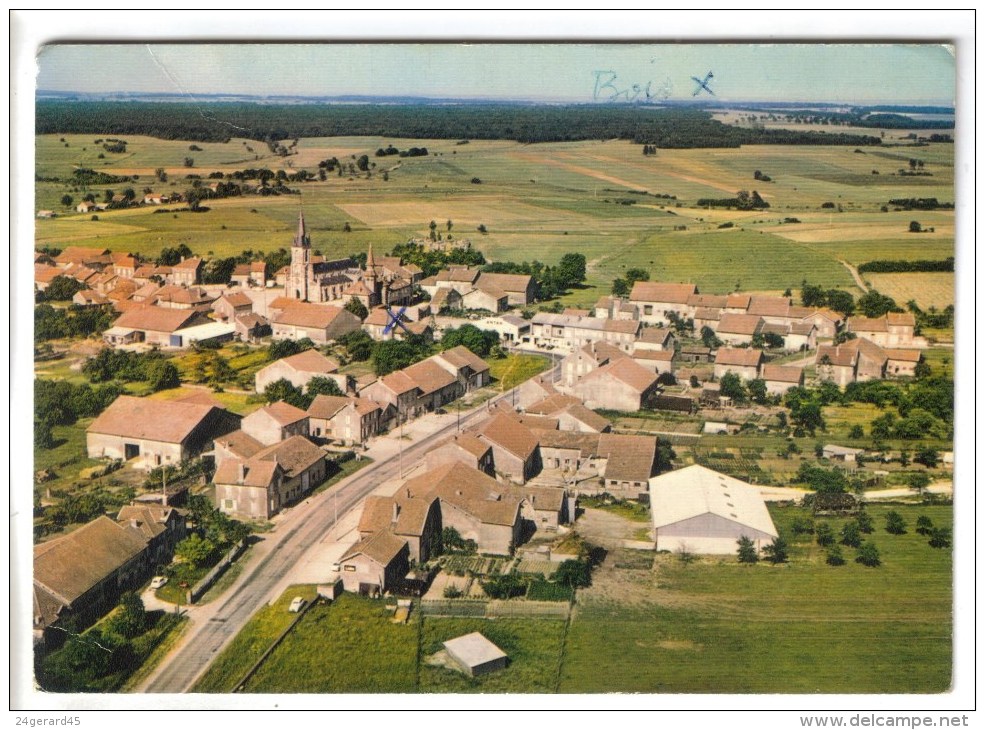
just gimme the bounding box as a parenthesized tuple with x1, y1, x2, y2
(594, 295, 639, 321)
(634, 326, 675, 352)
(403, 462, 524, 555)
(213, 429, 266, 469)
(402, 358, 461, 412)
(524, 394, 612, 433)
(649, 464, 779, 554)
(677, 345, 712, 364)
(235, 313, 271, 343)
(76, 201, 98, 214)
(434, 345, 491, 392)
(272, 302, 361, 344)
(716, 313, 765, 346)
(168, 321, 237, 349)
(102, 306, 211, 347)
(629, 281, 697, 326)
(255, 349, 344, 395)
(241, 401, 310, 445)
(213, 435, 327, 519)
(425, 433, 495, 475)
(33, 515, 174, 645)
(885, 348, 921, 378)
(54, 246, 112, 269)
(801, 308, 844, 340)
(713, 348, 763, 381)
(559, 341, 627, 387)
(530, 313, 640, 353)
(115, 503, 187, 568)
(336, 531, 410, 596)
(169, 257, 203, 286)
(87, 395, 241, 469)
(461, 284, 509, 313)
(848, 312, 920, 348)
(230, 261, 268, 288)
(71, 289, 109, 307)
(444, 633, 508, 677)
(358, 494, 442, 563)
(471, 412, 542, 484)
(363, 370, 422, 423)
(761, 363, 805, 396)
(597, 432, 660, 499)
(307, 394, 383, 446)
(474, 272, 536, 306)
(37, 209, 55, 219)
(815, 338, 887, 386)
(212, 292, 254, 322)
(111, 253, 138, 279)
(474, 314, 530, 345)
(746, 296, 793, 325)
(430, 287, 464, 313)
(571, 357, 660, 412)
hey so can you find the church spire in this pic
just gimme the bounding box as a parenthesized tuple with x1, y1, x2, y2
(293, 210, 309, 248)
(366, 242, 376, 270)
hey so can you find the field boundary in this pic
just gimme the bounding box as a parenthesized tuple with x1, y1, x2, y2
(420, 598, 571, 619)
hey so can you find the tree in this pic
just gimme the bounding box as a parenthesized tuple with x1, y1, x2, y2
(184, 157, 194, 168)
(856, 510, 874, 534)
(700, 325, 722, 349)
(557, 253, 587, 287)
(736, 536, 759, 563)
(175, 533, 216, 567)
(908, 220, 922, 233)
(914, 447, 939, 469)
(307, 376, 344, 398)
(343, 298, 368, 320)
(801, 283, 827, 308)
(339, 329, 374, 361)
(262, 378, 309, 409)
(747, 378, 769, 405)
(825, 545, 846, 566)
(762, 536, 789, 564)
(37, 275, 86, 302)
(61, 194, 74, 208)
(624, 268, 650, 284)
(840, 521, 862, 548)
(856, 289, 899, 318)
(884, 510, 907, 535)
(146, 360, 180, 392)
(815, 522, 834, 547)
(791, 516, 815, 535)
(791, 401, 824, 436)
(848, 424, 864, 439)
(719, 372, 746, 403)
(928, 527, 951, 549)
(907, 472, 931, 495)
(825, 289, 855, 317)
(611, 278, 630, 297)
(855, 541, 881, 567)
(915, 515, 934, 536)
(106, 592, 146, 639)
(554, 559, 592, 587)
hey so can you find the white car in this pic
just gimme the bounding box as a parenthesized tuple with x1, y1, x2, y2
(150, 576, 168, 590)
(288, 596, 306, 613)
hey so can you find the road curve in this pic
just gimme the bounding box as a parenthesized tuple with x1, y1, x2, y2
(142, 361, 558, 693)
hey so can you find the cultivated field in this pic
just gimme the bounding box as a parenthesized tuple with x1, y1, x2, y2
(864, 272, 955, 309)
(35, 133, 954, 309)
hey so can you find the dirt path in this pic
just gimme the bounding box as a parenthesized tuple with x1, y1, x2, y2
(839, 259, 868, 293)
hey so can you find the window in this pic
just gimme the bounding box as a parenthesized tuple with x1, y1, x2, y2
(344, 565, 356, 572)
(643, 305, 653, 315)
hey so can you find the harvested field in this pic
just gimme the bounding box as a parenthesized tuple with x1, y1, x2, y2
(864, 272, 954, 309)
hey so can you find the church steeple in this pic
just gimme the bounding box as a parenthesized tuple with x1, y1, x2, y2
(366, 242, 376, 270)
(293, 210, 310, 248)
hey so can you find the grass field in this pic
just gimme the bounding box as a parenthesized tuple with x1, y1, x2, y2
(559, 503, 952, 693)
(488, 353, 552, 391)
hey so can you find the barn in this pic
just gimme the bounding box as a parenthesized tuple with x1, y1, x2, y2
(649, 464, 778, 554)
(443, 632, 508, 677)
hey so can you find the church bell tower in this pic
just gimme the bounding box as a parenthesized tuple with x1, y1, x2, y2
(290, 210, 310, 300)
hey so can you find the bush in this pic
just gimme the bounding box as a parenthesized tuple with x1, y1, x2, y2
(762, 536, 789, 564)
(928, 527, 951, 549)
(480, 572, 526, 599)
(840, 521, 862, 548)
(855, 511, 874, 534)
(815, 522, 835, 547)
(915, 515, 934, 536)
(791, 517, 815, 535)
(442, 584, 463, 599)
(554, 559, 592, 587)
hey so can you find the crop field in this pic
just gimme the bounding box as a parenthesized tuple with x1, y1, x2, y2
(864, 272, 955, 309)
(559, 503, 952, 693)
(35, 134, 953, 311)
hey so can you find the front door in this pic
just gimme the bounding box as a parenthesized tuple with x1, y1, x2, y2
(124, 443, 140, 460)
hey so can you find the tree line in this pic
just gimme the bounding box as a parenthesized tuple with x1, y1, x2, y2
(857, 258, 953, 274)
(36, 102, 883, 148)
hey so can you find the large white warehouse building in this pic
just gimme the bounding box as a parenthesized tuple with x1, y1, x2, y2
(649, 464, 778, 554)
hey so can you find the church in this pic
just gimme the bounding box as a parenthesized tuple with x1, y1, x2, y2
(285, 211, 419, 308)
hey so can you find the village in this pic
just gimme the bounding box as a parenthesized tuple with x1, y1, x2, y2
(29, 189, 956, 694)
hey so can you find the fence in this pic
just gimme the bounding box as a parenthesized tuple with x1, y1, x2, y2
(189, 539, 247, 603)
(420, 598, 571, 619)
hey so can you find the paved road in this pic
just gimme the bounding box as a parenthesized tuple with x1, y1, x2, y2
(141, 367, 554, 694)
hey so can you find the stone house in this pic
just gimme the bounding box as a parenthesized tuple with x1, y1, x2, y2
(255, 349, 345, 395)
(241, 401, 310, 445)
(713, 348, 764, 381)
(306, 394, 383, 446)
(271, 302, 361, 344)
(629, 281, 697, 326)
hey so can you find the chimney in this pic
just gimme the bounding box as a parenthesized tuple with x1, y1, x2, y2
(237, 462, 246, 483)
(392, 502, 400, 523)
(129, 519, 140, 529)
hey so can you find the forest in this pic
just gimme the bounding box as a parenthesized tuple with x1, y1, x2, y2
(36, 102, 884, 148)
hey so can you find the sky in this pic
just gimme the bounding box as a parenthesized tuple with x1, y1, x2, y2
(36, 43, 956, 106)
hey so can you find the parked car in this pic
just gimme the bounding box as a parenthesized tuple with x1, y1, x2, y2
(288, 596, 306, 613)
(150, 576, 168, 590)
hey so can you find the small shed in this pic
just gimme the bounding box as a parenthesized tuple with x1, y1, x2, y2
(443, 632, 508, 677)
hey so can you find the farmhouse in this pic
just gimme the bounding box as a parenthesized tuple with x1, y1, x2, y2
(306, 394, 383, 446)
(593, 295, 639, 321)
(72, 289, 110, 307)
(713, 348, 763, 381)
(649, 464, 778, 554)
(211, 292, 254, 322)
(631, 348, 674, 376)
(815, 338, 887, 386)
(272, 302, 362, 344)
(358, 494, 441, 563)
(103, 306, 211, 347)
(86, 395, 241, 469)
(425, 433, 495, 475)
(474, 272, 537, 306)
(471, 412, 542, 484)
(885, 348, 921, 378)
(571, 356, 660, 412)
(629, 281, 697, 326)
(255, 349, 345, 394)
(524, 394, 612, 433)
(761, 363, 805, 396)
(170, 256, 203, 286)
(336, 531, 410, 596)
(235, 313, 272, 343)
(715, 313, 765, 346)
(461, 285, 509, 313)
(530, 312, 639, 353)
(848, 312, 919, 348)
(822, 444, 865, 462)
(634, 326, 676, 352)
(231, 261, 268, 288)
